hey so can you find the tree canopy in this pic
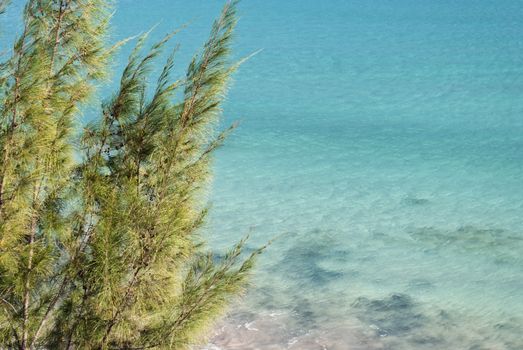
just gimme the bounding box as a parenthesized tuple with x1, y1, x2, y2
(0, 0, 261, 348)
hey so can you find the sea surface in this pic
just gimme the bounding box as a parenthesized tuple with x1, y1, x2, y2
(5, 1, 523, 349)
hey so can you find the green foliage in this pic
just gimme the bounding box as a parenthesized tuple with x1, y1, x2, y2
(0, 0, 262, 348)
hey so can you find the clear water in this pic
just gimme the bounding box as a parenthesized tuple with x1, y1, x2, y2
(5, 1, 523, 349)
(203, 2, 523, 348)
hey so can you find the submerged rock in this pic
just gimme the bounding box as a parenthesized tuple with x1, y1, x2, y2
(407, 278, 434, 290)
(352, 293, 428, 337)
(275, 230, 350, 286)
(407, 225, 523, 263)
(402, 196, 430, 206)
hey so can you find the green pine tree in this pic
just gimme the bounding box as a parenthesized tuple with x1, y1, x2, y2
(0, 0, 263, 348)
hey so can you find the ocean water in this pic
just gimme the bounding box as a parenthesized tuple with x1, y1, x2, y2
(4, 0, 523, 349)
(202, 1, 523, 349)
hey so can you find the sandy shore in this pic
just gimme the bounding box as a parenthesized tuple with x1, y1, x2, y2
(199, 311, 386, 350)
(198, 305, 521, 350)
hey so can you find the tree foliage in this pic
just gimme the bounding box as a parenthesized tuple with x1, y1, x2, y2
(0, 0, 261, 348)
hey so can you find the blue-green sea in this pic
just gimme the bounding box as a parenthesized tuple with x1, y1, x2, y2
(5, 0, 523, 348)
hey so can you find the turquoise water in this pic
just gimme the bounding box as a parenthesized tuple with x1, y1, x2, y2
(5, 0, 523, 348)
(203, 2, 523, 349)
(114, 1, 523, 349)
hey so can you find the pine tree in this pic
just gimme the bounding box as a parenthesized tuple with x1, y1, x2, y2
(0, 1, 262, 348)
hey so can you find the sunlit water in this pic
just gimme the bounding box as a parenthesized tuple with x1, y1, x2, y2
(4, 1, 523, 349)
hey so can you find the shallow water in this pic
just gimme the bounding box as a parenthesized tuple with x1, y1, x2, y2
(199, 1, 523, 349)
(125, 1, 523, 349)
(5, 0, 523, 348)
